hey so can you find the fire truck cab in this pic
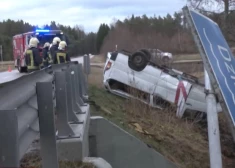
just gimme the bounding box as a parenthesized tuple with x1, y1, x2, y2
(13, 29, 66, 73)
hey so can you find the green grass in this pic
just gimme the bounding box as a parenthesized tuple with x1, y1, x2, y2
(88, 85, 127, 124)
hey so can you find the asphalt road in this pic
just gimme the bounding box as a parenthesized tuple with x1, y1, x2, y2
(0, 55, 94, 84)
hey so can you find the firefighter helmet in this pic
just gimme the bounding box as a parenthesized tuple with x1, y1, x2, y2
(29, 37, 39, 47)
(43, 42, 50, 48)
(58, 41, 67, 50)
(52, 37, 61, 45)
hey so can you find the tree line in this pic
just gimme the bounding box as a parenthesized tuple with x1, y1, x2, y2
(101, 2, 235, 55)
(0, 19, 109, 61)
(1, 1, 235, 61)
(101, 12, 195, 54)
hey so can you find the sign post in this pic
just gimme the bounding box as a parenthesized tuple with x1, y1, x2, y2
(204, 68, 222, 168)
(181, 6, 235, 168)
(0, 45, 2, 68)
(183, 6, 235, 139)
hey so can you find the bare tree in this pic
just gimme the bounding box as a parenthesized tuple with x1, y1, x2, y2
(187, 0, 235, 13)
(187, 0, 235, 41)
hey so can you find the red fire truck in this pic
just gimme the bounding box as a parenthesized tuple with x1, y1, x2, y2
(13, 29, 66, 73)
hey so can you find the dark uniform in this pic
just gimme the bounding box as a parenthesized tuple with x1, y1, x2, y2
(49, 44, 59, 62)
(42, 46, 52, 67)
(53, 50, 71, 64)
(25, 47, 42, 72)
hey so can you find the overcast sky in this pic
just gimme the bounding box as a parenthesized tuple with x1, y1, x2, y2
(0, 0, 187, 33)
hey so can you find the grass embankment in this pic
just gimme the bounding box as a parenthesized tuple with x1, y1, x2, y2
(88, 55, 235, 168)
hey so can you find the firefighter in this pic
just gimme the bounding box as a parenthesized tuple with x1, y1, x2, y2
(50, 37, 61, 62)
(42, 42, 51, 67)
(25, 37, 42, 72)
(49, 43, 53, 50)
(53, 41, 70, 64)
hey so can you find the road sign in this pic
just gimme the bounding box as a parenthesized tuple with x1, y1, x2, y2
(185, 8, 235, 135)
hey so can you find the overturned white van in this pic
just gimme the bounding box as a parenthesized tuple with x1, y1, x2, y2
(103, 49, 222, 118)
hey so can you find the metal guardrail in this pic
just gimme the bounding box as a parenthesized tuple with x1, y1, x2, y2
(0, 60, 90, 168)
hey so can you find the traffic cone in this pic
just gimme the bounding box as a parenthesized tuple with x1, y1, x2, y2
(8, 65, 12, 72)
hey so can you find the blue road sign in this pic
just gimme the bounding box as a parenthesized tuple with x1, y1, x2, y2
(189, 9, 235, 126)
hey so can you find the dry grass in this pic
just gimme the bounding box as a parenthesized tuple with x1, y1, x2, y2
(88, 67, 103, 88)
(171, 61, 204, 75)
(90, 55, 105, 63)
(191, 71, 204, 78)
(0, 64, 15, 72)
(173, 53, 201, 61)
(0, 61, 14, 65)
(87, 60, 235, 168)
(126, 102, 208, 167)
(20, 150, 94, 168)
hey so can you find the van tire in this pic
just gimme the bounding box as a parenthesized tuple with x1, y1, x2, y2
(139, 48, 151, 61)
(128, 51, 148, 72)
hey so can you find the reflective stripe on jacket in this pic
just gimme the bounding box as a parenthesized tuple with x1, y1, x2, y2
(25, 50, 39, 70)
(56, 52, 67, 64)
(48, 52, 53, 63)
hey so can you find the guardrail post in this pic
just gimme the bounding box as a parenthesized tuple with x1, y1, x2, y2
(55, 71, 75, 136)
(0, 110, 19, 167)
(73, 64, 85, 106)
(86, 54, 91, 75)
(77, 63, 86, 99)
(73, 64, 87, 105)
(78, 63, 88, 98)
(69, 65, 85, 114)
(83, 54, 87, 74)
(36, 82, 59, 168)
(83, 54, 90, 96)
(64, 67, 80, 122)
(204, 69, 222, 168)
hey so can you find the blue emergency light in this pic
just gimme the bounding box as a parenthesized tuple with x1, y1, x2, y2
(35, 29, 50, 33)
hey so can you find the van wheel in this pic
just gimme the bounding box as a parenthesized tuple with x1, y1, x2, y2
(139, 49, 151, 61)
(128, 51, 148, 72)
